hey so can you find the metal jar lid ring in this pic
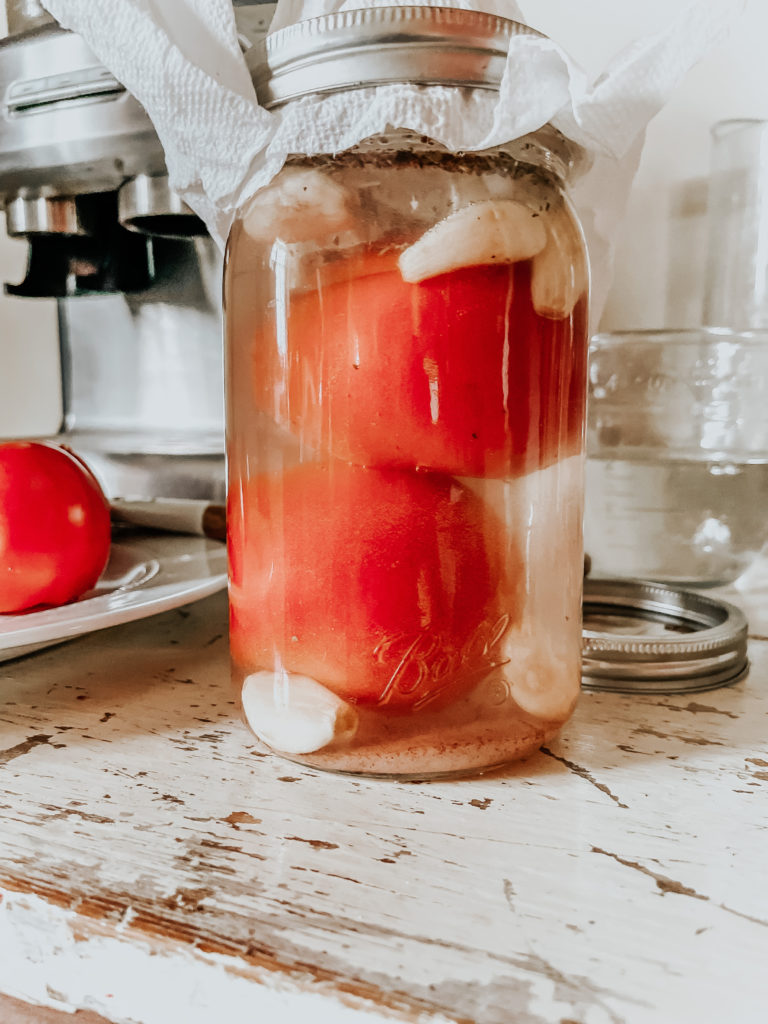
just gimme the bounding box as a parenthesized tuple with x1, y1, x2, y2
(582, 578, 749, 694)
(252, 6, 543, 108)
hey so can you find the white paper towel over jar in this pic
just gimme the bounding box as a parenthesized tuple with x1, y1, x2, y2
(43, 0, 744, 323)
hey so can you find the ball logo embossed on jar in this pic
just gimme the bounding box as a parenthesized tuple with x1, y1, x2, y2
(373, 613, 512, 710)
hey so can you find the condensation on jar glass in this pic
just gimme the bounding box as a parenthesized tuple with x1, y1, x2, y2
(224, 9, 589, 779)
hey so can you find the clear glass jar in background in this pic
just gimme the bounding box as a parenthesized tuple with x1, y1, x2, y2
(703, 119, 768, 330)
(224, 9, 589, 778)
(585, 328, 768, 588)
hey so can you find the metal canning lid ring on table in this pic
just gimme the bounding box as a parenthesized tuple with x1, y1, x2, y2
(581, 577, 749, 694)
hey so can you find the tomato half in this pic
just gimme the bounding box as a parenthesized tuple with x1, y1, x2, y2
(228, 461, 519, 711)
(252, 248, 587, 477)
(0, 442, 111, 613)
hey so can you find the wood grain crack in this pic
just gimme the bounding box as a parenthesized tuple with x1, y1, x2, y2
(42, 807, 115, 825)
(540, 748, 628, 808)
(591, 847, 707, 900)
(0, 734, 51, 766)
(502, 878, 515, 911)
(651, 701, 738, 719)
(633, 726, 724, 747)
(591, 847, 768, 928)
(285, 836, 340, 851)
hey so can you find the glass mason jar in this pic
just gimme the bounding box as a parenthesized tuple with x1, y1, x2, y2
(224, 9, 589, 778)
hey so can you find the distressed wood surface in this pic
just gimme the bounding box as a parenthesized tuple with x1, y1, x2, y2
(0, 992, 113, 1023)
(1, 574, 767, 1024)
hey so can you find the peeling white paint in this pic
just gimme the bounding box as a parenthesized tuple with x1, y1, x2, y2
(0, 891, 430, 1024)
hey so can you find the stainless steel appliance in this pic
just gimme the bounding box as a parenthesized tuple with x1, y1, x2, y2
(0, 0, 276, 499)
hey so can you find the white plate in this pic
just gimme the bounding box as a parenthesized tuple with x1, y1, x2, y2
(0, 533, 227, 663)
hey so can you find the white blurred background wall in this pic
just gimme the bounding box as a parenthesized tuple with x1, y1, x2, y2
(0, 0, 767, 438)
(523, 0, 768, 333)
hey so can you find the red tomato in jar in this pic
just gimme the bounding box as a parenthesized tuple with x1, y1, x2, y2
(228, 461, 519, 711)
(251, 248, 587, 477)
(0, 441, 111, 613)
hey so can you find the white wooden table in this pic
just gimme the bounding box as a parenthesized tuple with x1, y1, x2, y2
(2, 566, 768, 1024)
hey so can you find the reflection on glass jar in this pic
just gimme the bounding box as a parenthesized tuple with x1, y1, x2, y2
(224, 127, 589, 778)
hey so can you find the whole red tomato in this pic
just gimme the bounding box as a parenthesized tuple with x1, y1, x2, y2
(228, 460, 519, 711)
(251, 248, 587, 478)
(0, 441, 111, 613)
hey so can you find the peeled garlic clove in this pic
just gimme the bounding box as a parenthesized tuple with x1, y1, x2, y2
(531, 206, 589, 319)
(398, 200, 547, 283)
(507, 647, 581, 720)
(509, 664, 580, 722)
(241, 670, 358, 754)
(499, 633, 580, 722)
(242, 167, 356, 244)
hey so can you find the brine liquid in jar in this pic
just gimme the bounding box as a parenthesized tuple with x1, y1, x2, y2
(224, 136, 588, 777)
